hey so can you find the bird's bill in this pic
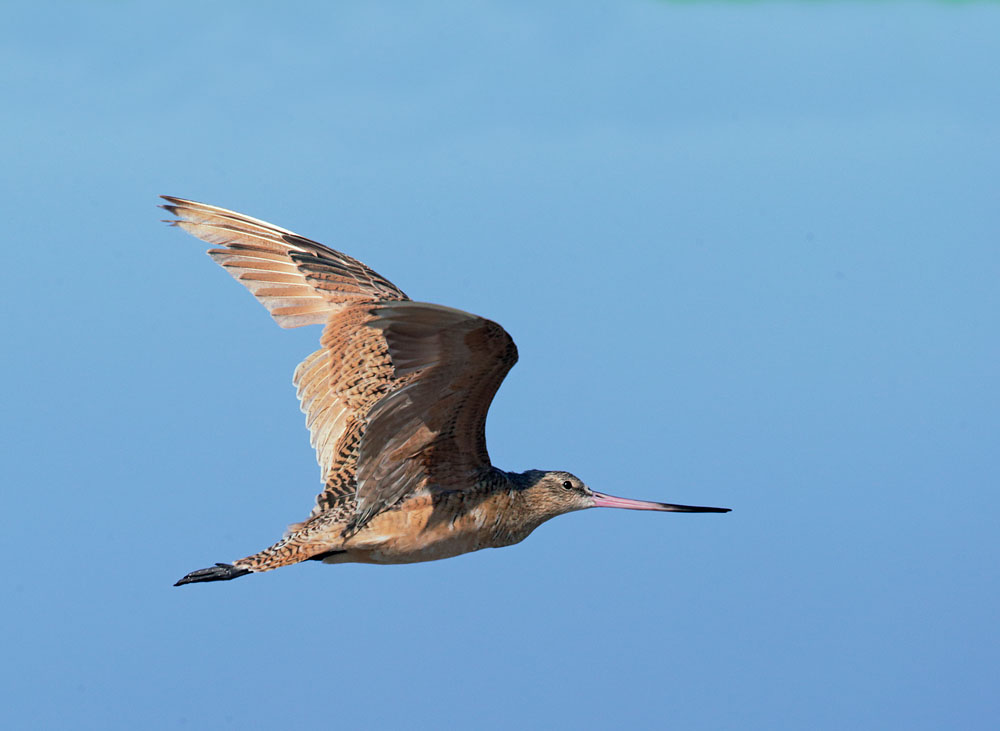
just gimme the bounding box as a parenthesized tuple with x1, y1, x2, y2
(590, 491, 730, 513)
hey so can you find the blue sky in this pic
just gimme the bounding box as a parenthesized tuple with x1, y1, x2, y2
(2, 2, 998, 729)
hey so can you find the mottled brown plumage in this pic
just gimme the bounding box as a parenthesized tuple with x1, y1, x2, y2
(165, 197, 729, 587)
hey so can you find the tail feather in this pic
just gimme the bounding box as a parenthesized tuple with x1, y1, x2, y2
(174, 562, 252, 587)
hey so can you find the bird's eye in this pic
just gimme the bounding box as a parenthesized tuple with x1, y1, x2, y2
(562, 480, 573, 490)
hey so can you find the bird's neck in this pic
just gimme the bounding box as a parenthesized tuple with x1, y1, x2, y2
(487, 469, 562, 546)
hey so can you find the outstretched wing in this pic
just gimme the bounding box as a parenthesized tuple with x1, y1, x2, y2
(162, 196, 404, 495)
(165, 198, 518, 532)
(349, 301, 518, 530)
(161, 196, 406, 327)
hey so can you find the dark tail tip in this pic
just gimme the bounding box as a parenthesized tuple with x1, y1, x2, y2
(174, 562, 251, 587)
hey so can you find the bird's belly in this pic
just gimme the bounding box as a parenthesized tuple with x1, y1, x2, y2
(357, 533, 486, 564)
(339, 495, 509, 564)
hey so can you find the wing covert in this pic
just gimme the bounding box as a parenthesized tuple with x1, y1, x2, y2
(349, 302, 518, 530)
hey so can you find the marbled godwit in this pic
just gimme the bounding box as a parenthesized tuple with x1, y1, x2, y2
(165, 197, 730, 586)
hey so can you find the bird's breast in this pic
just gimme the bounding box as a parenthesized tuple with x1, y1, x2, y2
(342, 489, 526, 564)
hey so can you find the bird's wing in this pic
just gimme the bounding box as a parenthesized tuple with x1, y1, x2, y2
(163, 196, 405, 499)
(165, 198, 517, 533)
(347, 301, 519, 531)
(161, 196, 406, 327)
(293, 308, 397, 513)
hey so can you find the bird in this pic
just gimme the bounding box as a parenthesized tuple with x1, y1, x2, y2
(164, 196, 730, 586)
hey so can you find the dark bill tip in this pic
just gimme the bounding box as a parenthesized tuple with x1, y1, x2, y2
(591, 491, 730, 513)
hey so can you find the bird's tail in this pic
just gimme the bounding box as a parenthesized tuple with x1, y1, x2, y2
(174, 562, 252, 586)
(173, 526, 340, 586)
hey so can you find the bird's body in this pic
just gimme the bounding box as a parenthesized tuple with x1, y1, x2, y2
(164, 197, 729, 586)
(256, 470, 558, 567)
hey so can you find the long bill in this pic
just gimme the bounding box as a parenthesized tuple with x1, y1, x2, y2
(590, 491, 730, 513)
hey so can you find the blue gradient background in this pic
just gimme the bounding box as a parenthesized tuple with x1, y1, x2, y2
(3, 2, 998, 729)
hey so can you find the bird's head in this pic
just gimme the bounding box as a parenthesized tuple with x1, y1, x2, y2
(518, 469, 731, 523)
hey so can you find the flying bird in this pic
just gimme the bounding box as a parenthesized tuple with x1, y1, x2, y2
(164, 197, 730, 586)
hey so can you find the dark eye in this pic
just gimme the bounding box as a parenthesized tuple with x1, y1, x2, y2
(562, 480, 573, 490)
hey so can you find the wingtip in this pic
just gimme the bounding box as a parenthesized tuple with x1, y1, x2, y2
(159, 197, 184, 221)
